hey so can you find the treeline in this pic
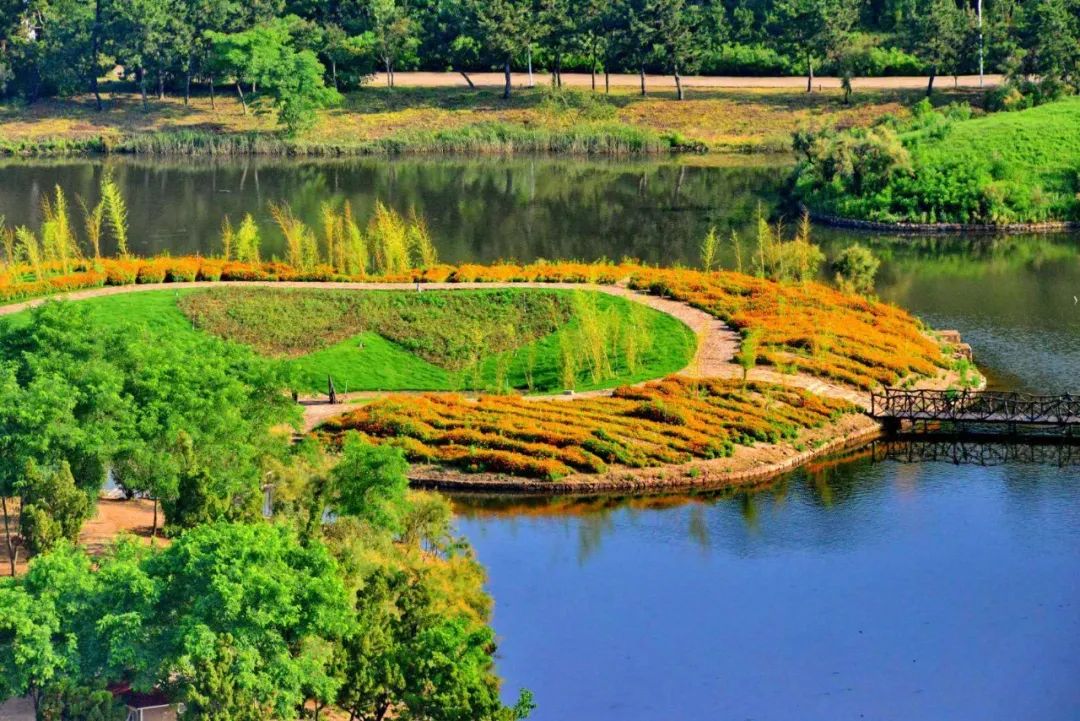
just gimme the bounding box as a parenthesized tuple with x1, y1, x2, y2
(1, 0, 1077, 116)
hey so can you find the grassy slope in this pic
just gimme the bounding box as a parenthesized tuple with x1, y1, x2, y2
(2, 289, 695, 393)
(0, 85, 967, 154)
(907, 96, 1080, 195)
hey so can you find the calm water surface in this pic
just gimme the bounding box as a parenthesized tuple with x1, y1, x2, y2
(2, 157, 1078, 720)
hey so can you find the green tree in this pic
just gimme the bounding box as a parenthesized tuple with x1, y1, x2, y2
(110, 326, 297, 537)
(209, 17, 342, 134)
(904, 0, 966, 95)
(0, 583, 68, 715)
(17, 461, 92, 555)
(471, 0, 533, 98)
(364, 0, 419, 87)
(111, 0, 189, 107)
(652, 0, 708, 100)
(136, 523, 351, 717)
(0, 304, 127, 574)
(329, 434, 410, 533)
(1015, 0, 1080, 90)
(334, 562, 531, 721)
(771, 0, 857, 92)
(833, 243, 881, 295)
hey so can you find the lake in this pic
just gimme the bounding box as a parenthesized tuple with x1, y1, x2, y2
(2, 156, 1078, 720)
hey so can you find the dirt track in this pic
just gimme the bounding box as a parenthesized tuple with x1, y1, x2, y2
(373, 71, 1003, 91)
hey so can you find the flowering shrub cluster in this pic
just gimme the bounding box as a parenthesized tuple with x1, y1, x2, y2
(629, 267, 945, 390)
(319, 377, 856, 481)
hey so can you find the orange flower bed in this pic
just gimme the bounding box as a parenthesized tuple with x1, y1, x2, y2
(628, 268, 945, 390)
(319, 377, 856, 481)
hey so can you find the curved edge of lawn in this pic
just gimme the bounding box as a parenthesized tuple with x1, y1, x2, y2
(0, 286, 697, 395)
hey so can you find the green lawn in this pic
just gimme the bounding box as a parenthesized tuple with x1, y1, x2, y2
(2, 288, 695, 393)
(908, 96, 1080, 196)
(796, 96, 1080, 224)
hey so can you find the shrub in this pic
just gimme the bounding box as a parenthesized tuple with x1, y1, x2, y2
(165, 258, 200, 282)
(136, 260, 167, 284)
(630, 400, 688, 425)
(833, 244, 881, 296)
(103, 259, 139, 285)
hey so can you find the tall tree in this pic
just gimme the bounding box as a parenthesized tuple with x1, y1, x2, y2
(539, 0, 575, 88)
(652, 0, 707, 100)
(771, 0, 857, 92)
(904, 0, 965, 95)
(1015, 0, 1080, 89)
(471, 0, 533, 98)
(208, 17, 342, 133)
(364, 0, 419, 87)
(609, 0, 658, 95)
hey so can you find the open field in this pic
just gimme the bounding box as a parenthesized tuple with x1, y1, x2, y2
(0, 84, 986, 155)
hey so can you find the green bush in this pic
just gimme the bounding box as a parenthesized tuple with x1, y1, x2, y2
(700, 43, 795, 76)
(833, 244, 881, 295)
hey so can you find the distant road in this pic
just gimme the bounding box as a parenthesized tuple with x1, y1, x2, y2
(372, 71, 1003, 91)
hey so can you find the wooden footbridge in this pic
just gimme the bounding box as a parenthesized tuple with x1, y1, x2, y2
(870, 388, 1080, 433)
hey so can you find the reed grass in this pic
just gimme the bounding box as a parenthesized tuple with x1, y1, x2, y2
(100, 170, 129, 257)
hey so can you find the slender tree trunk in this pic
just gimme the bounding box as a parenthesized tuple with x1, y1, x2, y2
(91, 0, 103, 111)
(158, 71, 165, 100)
(459, 71, 475, 88)
(527, 47, 534, 87)
(185, 52, 193, 105)
(927, 65, 936, 96)
(236, 81, 247, 114)
(2, 496, 16, 576)
(806, 54, 814, 93)
(605, 69, 610, 94)
(209, 73, 216, 109)
(555, 52, 562, 88)
(138, 67, 148, 109)
(331, 59, 338, 89)
(640, 64, 646, 95)
(590, 45, 597, 91)
(503, 57, 512, 100)
(674, 64, 683, 100)
(151, 498, 158, 546)
(386, 58, 393, 87)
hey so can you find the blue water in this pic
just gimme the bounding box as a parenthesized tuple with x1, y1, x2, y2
(456, 459, 1080, 720)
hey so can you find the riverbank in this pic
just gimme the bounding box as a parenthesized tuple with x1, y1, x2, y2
(0, 85, 982, 156)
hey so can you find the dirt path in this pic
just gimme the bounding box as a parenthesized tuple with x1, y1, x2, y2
(0, 280, 872, 431)
(374, 71, 1003, 91)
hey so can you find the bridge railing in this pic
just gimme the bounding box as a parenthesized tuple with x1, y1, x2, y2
(870, 388, 1080, 425)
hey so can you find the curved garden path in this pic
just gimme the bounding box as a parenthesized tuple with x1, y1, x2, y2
(0, 279, 872, 431)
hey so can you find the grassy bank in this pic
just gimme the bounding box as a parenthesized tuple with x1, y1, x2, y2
(795, 97, 1080, 224)
(1, 286, 695, 394)
(0, 85, 968, 156)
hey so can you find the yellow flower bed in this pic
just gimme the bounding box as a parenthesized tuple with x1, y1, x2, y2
(319, 377, 857, 481)
(629, 267, 946, 390)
